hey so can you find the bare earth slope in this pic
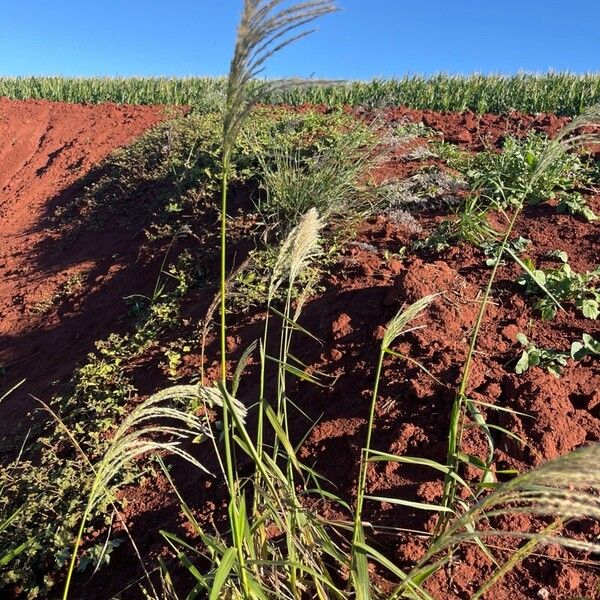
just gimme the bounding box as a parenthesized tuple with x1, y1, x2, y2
(0, 98, 164, 442)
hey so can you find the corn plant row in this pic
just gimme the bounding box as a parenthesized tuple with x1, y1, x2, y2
(1, 72, 600, 115)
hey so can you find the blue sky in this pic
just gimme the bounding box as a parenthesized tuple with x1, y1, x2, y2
(2, 1, 599, 78)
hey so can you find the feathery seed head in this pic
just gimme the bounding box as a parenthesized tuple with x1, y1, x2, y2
(270, 207, 323, 298)
(531, 102, 600, 190)
(382, 295, 436, 350)
(223, 0, 337, 158)
(437, 444, 600, 556)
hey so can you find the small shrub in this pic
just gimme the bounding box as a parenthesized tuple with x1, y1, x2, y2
(514, 333, 569, 377)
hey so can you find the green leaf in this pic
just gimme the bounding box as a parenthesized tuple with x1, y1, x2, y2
(364, 495, 454, 513)
(269, 306, 322, 344)
(264, 403, 301, 472)
(583, 333, 600, 354)
(353, 541, 438, 600)
(532, 270, 547, 286)
(549, 250, 568, 263)
(528, 349, 541, 367)
(264, 354, 325, 386)
(571, 334, 600, 360)
(516, 333, 529, 346)
(547, 364, 562, 378)
(366, 451, 472, 493)
(351, 522, 371, 600)
(539, 302, 558, 321)
(0, 539, 32, 568)
(571, 340, 586, 361)
(209, 547, 237, 600)
(581, 299, 599, 319)
(515, 351, 530, 374)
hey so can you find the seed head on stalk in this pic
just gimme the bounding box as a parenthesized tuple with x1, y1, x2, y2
(218, 0, 337, 383)
(216, 3, 337, 592)
(221, 0, 338, 165)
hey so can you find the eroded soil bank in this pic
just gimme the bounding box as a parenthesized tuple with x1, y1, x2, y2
(0, 98, 166, 438)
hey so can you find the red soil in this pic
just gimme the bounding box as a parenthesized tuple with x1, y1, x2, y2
(366, 106, 570, 149)
(0, 98, 165, 441)
(1, 99, 599, 599)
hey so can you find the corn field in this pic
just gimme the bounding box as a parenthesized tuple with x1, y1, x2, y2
(1, 72, 600, 115)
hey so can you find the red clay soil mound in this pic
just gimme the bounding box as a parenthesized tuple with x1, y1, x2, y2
(0, 98, 165, 439)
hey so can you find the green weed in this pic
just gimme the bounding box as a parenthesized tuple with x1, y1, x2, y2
(481, 235, 531, 266)
(514, 333, 570, 377)
(254, 120, 378, 227)
(556, 191, 598, 221)
(571, 333, 600, 360)
(518, 258, 600, 320)
(468, 132, 587, 207)
(30, 274, 85, 316)
(415, 196, 498, 251)
(0, 246, 203, 594)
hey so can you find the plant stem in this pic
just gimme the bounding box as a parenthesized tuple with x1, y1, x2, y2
(219, 157, 250, 595)
(220, 158, 235, 494)
(220, 161, 229, 387)
(351, 346, 385, 566)
(62, 497, 93, 599)
(437, 204, 523, 534)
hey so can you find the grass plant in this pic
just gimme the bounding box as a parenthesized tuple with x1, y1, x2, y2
(217, 3, 337, 595)
(253, 121, 378, 228)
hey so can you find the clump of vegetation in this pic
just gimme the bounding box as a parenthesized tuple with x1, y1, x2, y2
(4, 3, 600, 599)
(468, 132, 587, 207)
(231, 245, 326, 312)
(54, 107, 365, 241)
(416, 128, 598, 255)
(386, 120, 437, 148)
(255, 120, 378, 227)
(385, 208, 423, 233)
(514, 332, 600, 377)
(518, 258, 600, 320)
(481, 234, 531, 266)
(432, 139, 471, 168)
(30, 273, 86, 315)
(556, 190, 598, 221)
(414, 196, 498, 251)
(379, 167, 466, 215)
(0, 247, 204, 594)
